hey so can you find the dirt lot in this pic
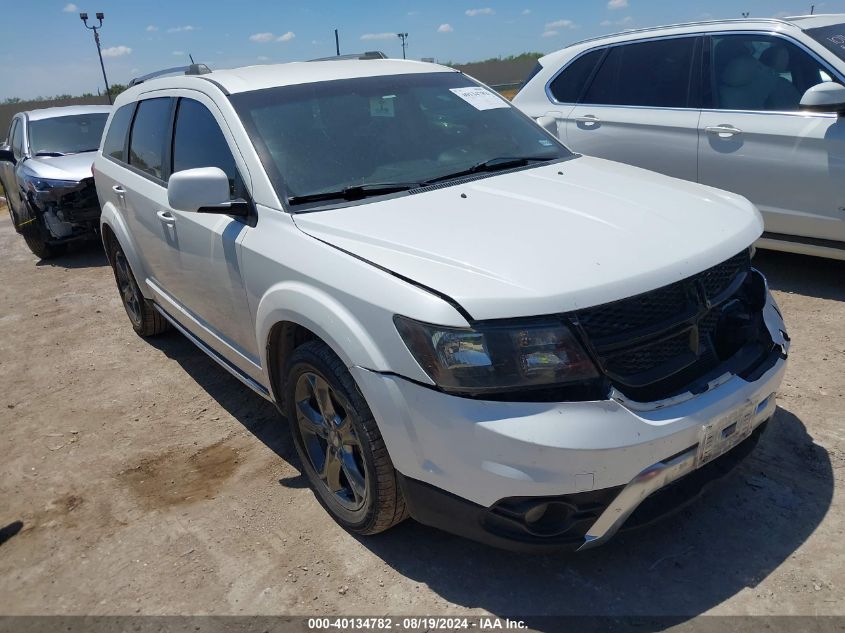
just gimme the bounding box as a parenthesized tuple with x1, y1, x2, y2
(1, 206, 844, 622)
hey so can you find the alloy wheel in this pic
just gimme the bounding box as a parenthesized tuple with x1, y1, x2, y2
(294, 371, 368, 512)
(114, 251, 143, 327)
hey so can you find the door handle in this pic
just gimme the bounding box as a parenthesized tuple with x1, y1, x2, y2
(112, 184, 125, 196)
(574, 114, 600, 126)
(156, 210, 176, 226)
(705, 125, 742, 138)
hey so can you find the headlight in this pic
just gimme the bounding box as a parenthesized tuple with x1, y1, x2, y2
(23, 175, 78, 193)
(394, 315, 599, 395)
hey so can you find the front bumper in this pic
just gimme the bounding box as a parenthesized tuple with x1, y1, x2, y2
(352, 289, 788, 550)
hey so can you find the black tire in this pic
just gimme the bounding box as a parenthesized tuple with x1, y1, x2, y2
(20, 218, 66, 259)
(284, 340, 407, 535)
(107, 240, 170, 337)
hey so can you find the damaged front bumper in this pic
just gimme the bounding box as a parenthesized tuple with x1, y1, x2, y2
(18, 176, 101, 241)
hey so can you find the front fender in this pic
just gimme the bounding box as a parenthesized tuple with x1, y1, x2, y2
(100, 201, 151, 299)
(255, 281, 391, 381)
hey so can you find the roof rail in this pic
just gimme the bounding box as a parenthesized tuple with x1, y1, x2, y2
(561, 17, 796, 51)
(129, 63, 212, 87)
(308, 51, 388, 62)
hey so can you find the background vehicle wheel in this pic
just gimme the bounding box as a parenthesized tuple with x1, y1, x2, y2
(19, 218, 66, 259)
(284, 340, 407, 535)
(108, 241, 170, 337)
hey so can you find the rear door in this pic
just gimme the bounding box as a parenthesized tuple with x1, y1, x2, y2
(698, 32, 845, 243)
(120, 96, 179, 293)
(565, 36, 702, 182)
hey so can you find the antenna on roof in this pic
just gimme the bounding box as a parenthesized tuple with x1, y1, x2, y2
(741, 12, 750, 18)
(189, 53, 195, 63)
(810, 4, 815, 14)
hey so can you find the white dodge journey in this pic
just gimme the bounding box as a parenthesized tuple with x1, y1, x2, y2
(93, 59, 789, 550)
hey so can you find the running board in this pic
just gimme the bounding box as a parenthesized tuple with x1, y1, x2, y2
(153, 304, 272, 401)
(761, 231, 845, 251)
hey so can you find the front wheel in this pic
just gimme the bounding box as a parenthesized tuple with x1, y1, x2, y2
(20, 217, 65, 259)
(284, 340, 407, 535)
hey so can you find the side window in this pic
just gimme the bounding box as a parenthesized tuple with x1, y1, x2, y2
(582, 37, 696, 108)
(711, 34, 834, 112)
(128, 97, 172, 180)
(11, 119, 24, 159)
(171, 98, 244, 199)
(102, 103, 135, 163)
(549, 49, 604, 103)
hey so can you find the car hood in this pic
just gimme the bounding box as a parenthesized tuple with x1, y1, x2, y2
(21, 152, 96, 182)
(293, 156, 763, 321)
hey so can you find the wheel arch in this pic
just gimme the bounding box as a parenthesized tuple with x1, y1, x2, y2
(99, 202, 152, 299)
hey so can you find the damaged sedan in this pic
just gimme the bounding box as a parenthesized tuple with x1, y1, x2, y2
(0, 105, 110, 258)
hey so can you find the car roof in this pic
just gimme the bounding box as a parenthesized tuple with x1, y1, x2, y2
(24, 105, 112, 121)
(540, 13, 845, 63)
(123, 58, 458, 98)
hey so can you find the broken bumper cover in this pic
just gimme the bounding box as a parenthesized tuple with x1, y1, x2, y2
(20, 176, 101, 240)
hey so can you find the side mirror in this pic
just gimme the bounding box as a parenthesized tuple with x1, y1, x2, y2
(167, 167, 249, 216)
(800, 82, 845, 115)
(535, 115, 558, 136)
(0, 146, 15, 164)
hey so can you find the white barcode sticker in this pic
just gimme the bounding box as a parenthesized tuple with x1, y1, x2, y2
(449, 87, 509, 110)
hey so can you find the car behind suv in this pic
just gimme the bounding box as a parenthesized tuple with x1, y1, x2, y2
(514, 14, 845, 261)
(93, 59, 788, 550)
(0, 105, 111, 258)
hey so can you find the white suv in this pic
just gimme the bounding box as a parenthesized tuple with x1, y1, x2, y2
(514, 14, 845, 261)
(93, 59, 788, 550)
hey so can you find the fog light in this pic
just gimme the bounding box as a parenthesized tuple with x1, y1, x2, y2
(524, 503, 548, 524)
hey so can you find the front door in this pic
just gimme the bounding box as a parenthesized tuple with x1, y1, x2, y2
(698, 32, 845, 243)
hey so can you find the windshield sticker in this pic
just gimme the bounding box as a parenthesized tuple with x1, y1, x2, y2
(538, 139, 554, 146)
(370, 95, 396, 117)
(449, 87, 509, 111)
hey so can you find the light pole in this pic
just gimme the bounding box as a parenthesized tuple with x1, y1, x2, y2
(80, 12, 112, 104)
(397, 32, 408, 59)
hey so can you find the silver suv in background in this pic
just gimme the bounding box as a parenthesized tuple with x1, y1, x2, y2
(0, 105, 111, 258)
(514, 14, 845, 261)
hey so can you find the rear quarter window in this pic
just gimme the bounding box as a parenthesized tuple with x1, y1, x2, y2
(102, 103, 135, 163)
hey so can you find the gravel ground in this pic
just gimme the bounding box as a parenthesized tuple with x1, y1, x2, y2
(0, 207, 843, 621)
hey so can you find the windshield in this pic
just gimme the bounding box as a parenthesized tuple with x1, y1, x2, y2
(230, 72, 571, 209)
(806, 23, 845, 63)
(27, 113, 108, 156)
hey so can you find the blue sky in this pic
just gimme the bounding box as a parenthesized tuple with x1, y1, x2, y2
(2, 0, 844, 99)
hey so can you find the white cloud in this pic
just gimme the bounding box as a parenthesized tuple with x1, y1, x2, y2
(361, 32, 397, 40)
(145, 25, 158, 32)
(437, 23, 453, 33)
(522, 9, 532, 15)
(101, 45, 132, 58)
(62, 3, 77, 12)
(249, 32, 275, 42)
(168, 25, 197, 33)
(257, 55, 270, 61)
(276, 31, 295, 42)
(607, 0, 628, 8)
(541, 30, 558, 37)
(172, 50, 185, 56)
(545, 19, 576, 29)
(465, 7, 494, 16)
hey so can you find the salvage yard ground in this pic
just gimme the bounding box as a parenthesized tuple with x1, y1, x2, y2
(0, 206, 844, 620)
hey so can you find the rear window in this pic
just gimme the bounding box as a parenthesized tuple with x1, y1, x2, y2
(548, 49, 604, 103)
(582, 37, 696, 108)
(102, 104, 135, 163)
(128, 98, 172, 180)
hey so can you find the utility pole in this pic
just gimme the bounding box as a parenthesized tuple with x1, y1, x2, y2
(80, 12, 112, 104)
(397, 32, 408, 59)
(335, 29, 340, 56)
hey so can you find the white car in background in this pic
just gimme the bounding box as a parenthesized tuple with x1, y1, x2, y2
(92, 59, 788, 550)
(514, 14, 845, 261)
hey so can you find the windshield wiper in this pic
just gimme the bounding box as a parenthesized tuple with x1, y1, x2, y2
(423, 156, 557, 185)
(35, 151, 67, 157)
(288, 182, 422, 206)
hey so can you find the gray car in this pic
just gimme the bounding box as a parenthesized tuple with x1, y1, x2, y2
(0, 105, 111, 258)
